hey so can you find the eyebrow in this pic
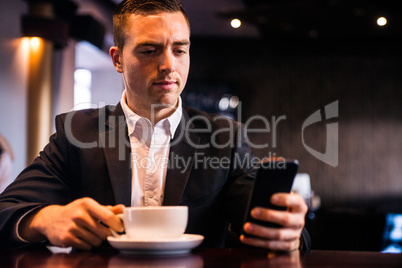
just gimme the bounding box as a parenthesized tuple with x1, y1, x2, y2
(136, 40, 191, 48)
(174, 40, 191, 46)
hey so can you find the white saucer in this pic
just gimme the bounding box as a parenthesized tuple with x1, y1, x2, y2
(107, 234, 204, 255)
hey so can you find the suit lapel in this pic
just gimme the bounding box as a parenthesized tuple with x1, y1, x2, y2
(163, 111, 200, 205)
(100, 104, 132, 206)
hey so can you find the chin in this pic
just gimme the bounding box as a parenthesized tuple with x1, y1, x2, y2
(155, 95, 180, 107)
(149, 101, 175, 113)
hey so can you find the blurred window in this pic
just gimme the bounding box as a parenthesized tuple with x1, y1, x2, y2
(382, 214, 402, 253)
(74, 68, 92, 110)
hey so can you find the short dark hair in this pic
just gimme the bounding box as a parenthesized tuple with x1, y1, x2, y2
(113, 0, 190, 50)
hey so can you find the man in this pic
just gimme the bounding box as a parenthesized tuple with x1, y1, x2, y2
(0, 0, 309, 251)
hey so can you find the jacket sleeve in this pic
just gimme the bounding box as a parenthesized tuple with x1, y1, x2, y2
(0, 115, 73, 249)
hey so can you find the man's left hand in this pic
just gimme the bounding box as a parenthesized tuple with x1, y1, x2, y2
(240, 192, 307, 251)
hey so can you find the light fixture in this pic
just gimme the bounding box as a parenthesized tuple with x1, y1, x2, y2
(21, 16, 69, 48)
(377, 17, 387, 27)
(231, 19, 241, 29)
(229, 96, 239, 109)
(21, 0, 105, 49)
(29, 37, 42, 50)
(219, 97, 230, 111)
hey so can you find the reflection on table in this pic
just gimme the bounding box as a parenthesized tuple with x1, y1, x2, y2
(2, 247, 402, 268)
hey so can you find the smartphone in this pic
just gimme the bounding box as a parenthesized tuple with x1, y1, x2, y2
(243, 160, 299, 233)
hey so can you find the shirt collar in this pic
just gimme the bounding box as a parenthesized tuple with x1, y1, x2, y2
(120, 90, 182, 139)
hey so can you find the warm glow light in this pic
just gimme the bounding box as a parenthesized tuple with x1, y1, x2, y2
(28, 37, 45, 62)
(377, 17, 387, 26)
(231, 19, 241, 29)
(30, 37, 42, 48)
(20, 37, 31, 52)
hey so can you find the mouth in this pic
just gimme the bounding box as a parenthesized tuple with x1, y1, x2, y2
(153, 80, 177, 90)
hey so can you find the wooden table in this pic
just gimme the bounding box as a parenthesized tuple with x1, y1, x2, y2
(1, 247, 402, 268)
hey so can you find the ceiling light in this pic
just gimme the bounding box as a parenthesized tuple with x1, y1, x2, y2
(231, 19, 241, 29)
(229, 96, 239, 109)
(219, 97, 230, 111)
(377, 17, 387, 26)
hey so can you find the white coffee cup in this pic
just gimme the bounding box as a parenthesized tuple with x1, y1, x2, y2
(120, 206, 188, 240)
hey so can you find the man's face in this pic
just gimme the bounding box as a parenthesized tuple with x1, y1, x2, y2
(111, 11, 190, 116)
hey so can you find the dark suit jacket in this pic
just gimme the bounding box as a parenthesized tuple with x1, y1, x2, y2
(0, 103, 310, 250)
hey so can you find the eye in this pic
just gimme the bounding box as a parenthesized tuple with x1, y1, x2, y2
(174, 48, 187, 55)
(140, 49, 156, 55)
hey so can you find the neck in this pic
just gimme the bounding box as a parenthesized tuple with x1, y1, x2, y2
(126, 99, 178, 126)
(141, 106, 177, 125)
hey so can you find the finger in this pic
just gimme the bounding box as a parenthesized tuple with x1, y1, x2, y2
(51, 224, 96, 250)
(251, 208, 305, 229)
(61, 236, 93, 250)
(107, 204, 125, 215)
(240, 234, 300, 252)
(261, 156, 285, 163)
(271, 193, 307, 213)
(98, 209, 124, 232)
(66, 233, 95, 250)
(74, 214, 112, 240)
(80, 198, 124, 232)
(69, 203, 112, 240)
(71, 225, 104, 247)
(243, 222, 301, 241)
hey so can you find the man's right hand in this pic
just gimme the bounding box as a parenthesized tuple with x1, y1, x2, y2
(19, 198, 125, 250)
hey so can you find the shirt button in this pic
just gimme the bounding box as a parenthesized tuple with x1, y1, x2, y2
(148, 191, 155, 198)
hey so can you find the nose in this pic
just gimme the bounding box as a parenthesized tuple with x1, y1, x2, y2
(159, 51, 175, 74)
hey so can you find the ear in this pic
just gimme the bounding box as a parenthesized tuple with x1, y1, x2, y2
(110, 46, 123, 73)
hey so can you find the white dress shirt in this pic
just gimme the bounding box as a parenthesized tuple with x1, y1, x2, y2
(120, 90, 182, 207)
